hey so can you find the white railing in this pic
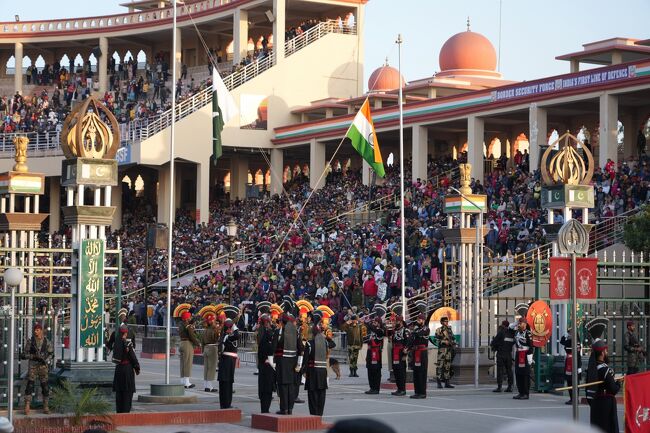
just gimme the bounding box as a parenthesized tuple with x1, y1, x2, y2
(285, 20, 356, 57)
(0, 0, 235, 36)
(0, 131, 62, 155)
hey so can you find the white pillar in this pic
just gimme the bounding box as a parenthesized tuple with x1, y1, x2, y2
(362, 160, 371, 186)
(270, 148, 283, 196)
(570, 59, 579, 73)
(174, 27, 182, 81)
(355, 5, 365, 97)
(309, 139, 326, 190)
(196, 162, 209, 226)
(529, 104, 547, 173)
(621, 115, 636, 160)
(467, 115, 484, 184)
(611, 52, 623, 65)
(412, 125, 427, 183)
(111, 182, 122, 230)
(14, 42, 23, 94)
(233, 8, 249, 66)
(230, 155, 248, 200)
(49, 177, 61, 234)
(157, 165, 172, 224)
(599, 94, 618, 169)
(98, 37, 108, 94)
(272, 0, 286, 64)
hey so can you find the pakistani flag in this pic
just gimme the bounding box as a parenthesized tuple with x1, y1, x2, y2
(212, 67, 238, 162)
(346, 98, 385, 177)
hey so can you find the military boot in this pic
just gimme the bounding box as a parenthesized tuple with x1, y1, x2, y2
(437, 379, 443, 389)
(444, 380, 455, 389)
(43, 397, 50, 414)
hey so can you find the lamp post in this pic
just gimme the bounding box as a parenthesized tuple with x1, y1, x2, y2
(226, 220, 238, 305)
(450, 187, 483, 388)
(3, 267, 24, 424)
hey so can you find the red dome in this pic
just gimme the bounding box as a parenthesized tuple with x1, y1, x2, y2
(368, 65, 404, 92)
(439, 30, 497, 73)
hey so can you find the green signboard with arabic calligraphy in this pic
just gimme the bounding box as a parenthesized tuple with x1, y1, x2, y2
(79, 239, 105, 348)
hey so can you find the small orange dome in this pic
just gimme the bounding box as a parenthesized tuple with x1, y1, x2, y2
(368, 64, 404, 92)
(439, 30, 497, 73)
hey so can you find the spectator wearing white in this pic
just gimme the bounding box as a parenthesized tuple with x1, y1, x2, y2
(345, 12, 355, 31)
(316, 286, 329, 298)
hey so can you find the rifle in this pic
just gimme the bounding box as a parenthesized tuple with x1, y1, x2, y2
(554, 375, 625, 392)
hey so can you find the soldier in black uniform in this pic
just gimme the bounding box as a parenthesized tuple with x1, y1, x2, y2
(364, 316, 384, 395)
(390, 315, 409, 396)
(586, 340, 620, 433)
(409, 314, 430, 399)
(257, 314, 278, 413)
(106, 308, 136, 354)
(560, 331, 582, 405)
(275, 312, 299, 414)
(112, 324, 141, 413)
(218, 318, 239, 409)
(302, 321, 336, 416)
(490, 320, 514, 392)
(513, 317, 533, 400)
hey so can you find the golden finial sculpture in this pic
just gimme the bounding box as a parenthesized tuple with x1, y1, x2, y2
(540, 131, 594, 186)
(13, 136, 29, 172)
(458, 163, 473, 195)
(60, 96, 120, 160)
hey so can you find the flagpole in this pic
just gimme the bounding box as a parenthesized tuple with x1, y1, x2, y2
(396, 34, 406, 319)
(165, 0, 178, 386)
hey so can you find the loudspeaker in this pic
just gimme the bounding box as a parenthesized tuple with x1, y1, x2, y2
(265, 10, 275, 23)
(91, 46, 102, 58)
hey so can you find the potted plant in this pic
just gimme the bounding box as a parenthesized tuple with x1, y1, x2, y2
(49, 381, 112, 426)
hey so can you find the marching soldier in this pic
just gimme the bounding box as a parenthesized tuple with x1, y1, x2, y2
(24, 323, 53, 415)
(112, 324, 140, 413)
(409, 314, 430, 398)
(363, 316, 384, 394)
(560, 331, 582, 405)
(513, 317, 533, 400)
(390, 315, 409, 396)
(341, 315, 363, 377)
(624, 321, 645, 375)
(434, 316, 455, 389)
(302, 321, 336, 416)
(490, 320, 514, 392)
(218, 317, 239, 409)
(275, 312, 299, 415)
(179, 311, 200, 388)
(586, 340, 620, 433)
(202, 314, 220, 392)
(257, 314, 278, 413)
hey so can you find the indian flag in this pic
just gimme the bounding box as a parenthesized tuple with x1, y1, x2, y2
(212, 67, 238, 163)
(346, 98, 385, 178)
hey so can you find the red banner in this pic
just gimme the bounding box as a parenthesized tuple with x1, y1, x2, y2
(576, 257, 598, 302)
(549, 257, 571, 303)
(625, 371, 650, 433)
(526, 300, 552, 347)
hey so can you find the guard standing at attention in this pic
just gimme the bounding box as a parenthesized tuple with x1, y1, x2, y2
(275, 312, 299, 415)
(513, 317, 533, 400)
(23, 323, 53, 415)
(434, 316, 456, 389)
(364, 315, 385, 395)
(178, 310, 200, 388)
(409, 313, 430, 398)
(390, 315, 409, 396)
(302, 321, 336, 416)
(202, 314, 220, 392)
(586, 340, 620, 433)
(112, 324, 141, 413)
(257, 314, 278, 413)
(560, 331, 582, 405)
(624, 321, 645, 375)
(218, 315, 240, 409)
(490, 320, 515, 392)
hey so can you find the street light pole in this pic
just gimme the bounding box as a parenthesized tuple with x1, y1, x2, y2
(3, 267, 24, 424)
(450, 187, 482, 388)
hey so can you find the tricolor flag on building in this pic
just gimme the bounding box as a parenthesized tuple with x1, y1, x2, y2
(346, 98, 385, 178)
(212, 67, 238, 162)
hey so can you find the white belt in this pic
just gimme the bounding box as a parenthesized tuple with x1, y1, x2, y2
(504, 338, 514, 342)
(223, 352, 238, 358)
(314, 361, 327, 368)
(517, 346, 529, 351)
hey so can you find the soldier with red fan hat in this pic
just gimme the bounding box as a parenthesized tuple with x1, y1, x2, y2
(199, 305, 220, 392)
(218, 305, 240, 409)
(175, 303, 200, 389)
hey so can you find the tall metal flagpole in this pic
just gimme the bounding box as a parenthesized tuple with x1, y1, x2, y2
(165, 0, 178, 385)
(396, 34, 406, 318)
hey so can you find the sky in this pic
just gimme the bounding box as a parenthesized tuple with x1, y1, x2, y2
(2, 0, 649, 84)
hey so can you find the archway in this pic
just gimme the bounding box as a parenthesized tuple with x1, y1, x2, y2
(514, 133, 529, 155)
(124, 50, 134, 63)
(548, 129, 559, 149)
(247, 171, 253, 185)
(283, 166, 292, 182)
(122, 175, 133, 189)
(254, 169, 264, 186)
(135, 174, 145, 196)
(137, 50, 147, 69)
(112, 51, 121, 68)
(247, 37, 255, 53)
(487, 138, 502, 159)
(5, 55, 15, 75)
(224, 172, 231, 192)
(265, 170, 271, 188)
(35, 55, 45, 70)
(302, 164, 309, 177)
(293, 164, 301, 178)
(73, 53, 84, 70)
(59, 54, 71, 70)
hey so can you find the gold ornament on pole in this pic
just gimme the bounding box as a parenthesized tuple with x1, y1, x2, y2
(458, 163, 473, 195)
(12, 136, 29, 172)
(60, 96, 120, 160)
(540, 131, 594, 186)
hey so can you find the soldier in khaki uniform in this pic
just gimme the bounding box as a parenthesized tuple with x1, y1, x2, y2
(202, 314, 220, 392)
(24, 323, 53, 415)
(341, 315, 363, 377)
(179, 311, 200, 388)
(434, 317, 456, 389)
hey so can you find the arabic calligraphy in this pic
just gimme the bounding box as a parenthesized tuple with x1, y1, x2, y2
(79, 239, 105, 348)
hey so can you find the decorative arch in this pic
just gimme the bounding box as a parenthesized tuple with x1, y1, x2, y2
(247, 171, 253, 184)
(122, 175, 132, 189)
(254, 169, 264, 185)
(112, 51, 121, 66)
(134, 174, 145, 193)
(302, 164, 310, 177)
(283, 166, 292, 182)
(264, 170, 271, 187)
(514, 133, 530, 155)
(22, 55, 33, 68)
(5, 55, 15, 74)
(73, 53, 84, 68)
(293, 164, 301, 177)
(124, 50, 134, 63)
(34, 55, 45, 69)
(137, 50, 147, 68)
(487, 137, 502, 159)
(59, 54, 70, 69)
(247, 37, 255, 52)
(225, 41, 234, 55)
(224, 172, 231, 191)
(88, 53, 97, 67)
